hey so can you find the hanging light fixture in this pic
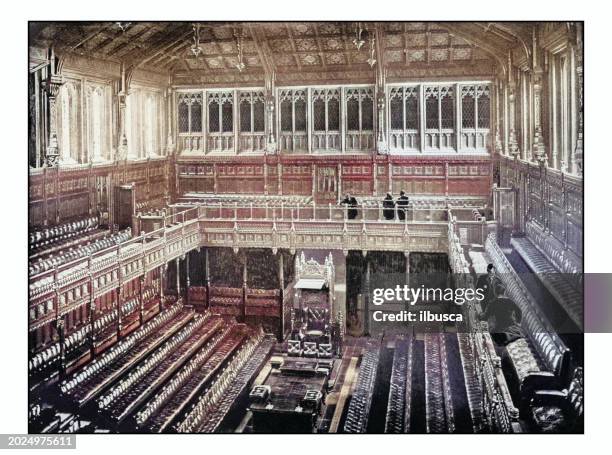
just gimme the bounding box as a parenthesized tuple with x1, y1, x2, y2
(367, 36, 377, 68)
(235, 31, 246, 73)
(190, 23, 203, 58)
(353, 22, 365, 50)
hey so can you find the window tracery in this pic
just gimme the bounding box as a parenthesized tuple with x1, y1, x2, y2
(279, 89, 307, 152)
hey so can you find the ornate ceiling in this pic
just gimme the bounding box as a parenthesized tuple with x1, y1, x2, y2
(29, 21, 537, 85)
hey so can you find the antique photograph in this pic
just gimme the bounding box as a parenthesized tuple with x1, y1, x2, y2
(27, 21, 584, 435)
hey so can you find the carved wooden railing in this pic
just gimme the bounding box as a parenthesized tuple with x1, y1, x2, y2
(448, 224, 520, 433)
(29, 203, 455, 334)
(345, 130, 375, 152)
(389, 130, 419, 152)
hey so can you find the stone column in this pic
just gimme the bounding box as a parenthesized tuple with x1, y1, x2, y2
(117, 90, 129, 160)
(508, 83, 520, 158)
(495, 80, 504, 155)
(531, 32, 546, 164)
(43, 75, 63, 167)
(376, 91, 388, 154)
(573, 25, 584, 176)
(265, 73, 277, 154)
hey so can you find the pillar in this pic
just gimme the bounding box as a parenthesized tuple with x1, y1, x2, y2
(43, 72, 63, 167)
(507, 54, 520, 158)
(531, 31, 546, 163)
(573, 25, 583, 176)
(265, 72, 277, 154)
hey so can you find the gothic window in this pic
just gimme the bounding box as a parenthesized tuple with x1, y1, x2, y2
(362, 95, 374, 130)
(390, 87, 418, 132)
(207, 92, 233, 133)
(461, 84, 490, 130)
(239, 91, 265, 133)
(190, 99, 202, 133)
(346, 87, 374, 131)
(462, 88, 476, 128)
(178, 102, 189, 133)
(177, 93, 203, 134)
(58, 83, 76, 162)
(328, 97, 340, 131)
(425, 88, 439, 129)
(295, 97, 306, 131)
(87, 85, 106, 160)
(222, 100, 233, 132)
(405, 89, 418, 130)
(281, 99, 292, 132)
(144, 96, 155, 156)
(477, 86, 490, 128)
(347, 97, 360, 130)
(312, 88, 341, 132)
(240, 98, 251, 132)
(390, 91, 403, 130)
(440, 88, 454, 129)
(253, 98, 265, 132)
(208, 99, 219, 132)
(313, 98, 326, 131)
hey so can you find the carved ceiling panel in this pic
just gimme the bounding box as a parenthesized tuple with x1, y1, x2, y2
(30, 21, 540, 85)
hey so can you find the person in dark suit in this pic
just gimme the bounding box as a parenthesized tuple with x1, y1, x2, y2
(382, 193, 395, 220)
(483, 284, 523, 346)
(396, 190, 409, 221)
(341, 193, 358, 220)
(476, 263, 502, 314)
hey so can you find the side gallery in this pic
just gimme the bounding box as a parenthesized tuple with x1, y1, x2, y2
(372, 310, 463, 322)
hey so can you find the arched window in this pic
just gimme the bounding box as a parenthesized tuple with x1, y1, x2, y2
(144, 95, 156, 157)
(89, 86, 104, 161)
(59, 84, 72, 162)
